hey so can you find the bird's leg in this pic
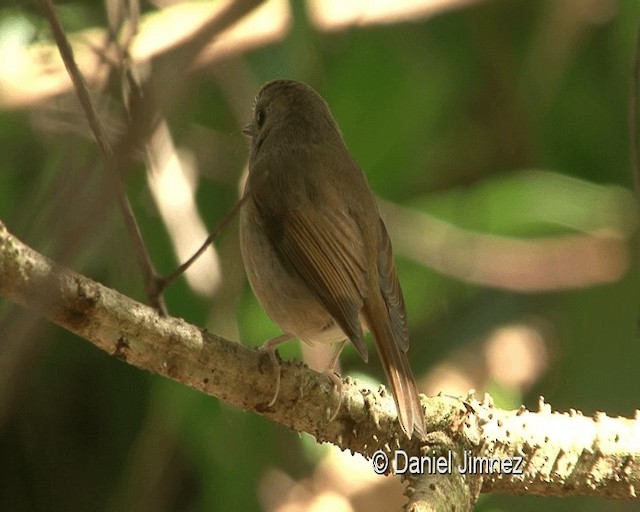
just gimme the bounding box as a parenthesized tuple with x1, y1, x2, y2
(259, 333, 291, 407)
(324, 339, 348, 421)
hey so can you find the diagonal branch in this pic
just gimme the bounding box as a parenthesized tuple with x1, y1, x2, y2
(40, 0, 166, 314)
(0, 220, 639, 504)
(0, 220, 413, 452)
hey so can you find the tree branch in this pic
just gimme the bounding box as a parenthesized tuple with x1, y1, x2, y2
(40, 0, 166, 314)
(0, 219, 639, 504)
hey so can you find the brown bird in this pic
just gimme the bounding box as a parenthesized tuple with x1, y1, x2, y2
(240, 79, 426, 439)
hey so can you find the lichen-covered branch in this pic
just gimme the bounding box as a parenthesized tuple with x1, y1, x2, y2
(471, 395, 640, 498)
(0, 220, 639, 504)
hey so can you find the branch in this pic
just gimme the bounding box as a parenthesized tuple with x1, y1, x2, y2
(471, 396, 640, 499)
(0, 220, 421, 450)
(40, 0, 166, 314)
(1, 220, 639, 505)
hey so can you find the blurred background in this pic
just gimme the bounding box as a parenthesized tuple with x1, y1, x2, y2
(1, 0, 639, 510)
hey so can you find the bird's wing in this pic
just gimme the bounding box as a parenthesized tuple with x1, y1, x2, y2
(251, 157, 370, 361)
(376, 218, 409, 351)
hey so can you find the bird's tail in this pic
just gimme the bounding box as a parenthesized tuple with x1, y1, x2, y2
(364, 298, 426, 440)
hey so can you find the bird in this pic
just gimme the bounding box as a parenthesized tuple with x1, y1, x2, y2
(239, 79, 426, 440)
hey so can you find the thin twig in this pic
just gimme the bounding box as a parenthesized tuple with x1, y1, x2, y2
(40, 0, 166, 314)
(157, 159, 271, 293)
(158, 193, 250, 292)
(116, 0, 265, 299)
(119, 63, 245, 298)
(42, 0, 266, 308)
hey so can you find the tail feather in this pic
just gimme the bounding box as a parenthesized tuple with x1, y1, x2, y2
(364, 299, 426, 440)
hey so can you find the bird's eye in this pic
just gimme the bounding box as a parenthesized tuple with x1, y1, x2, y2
(256, 108, 265, 128)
